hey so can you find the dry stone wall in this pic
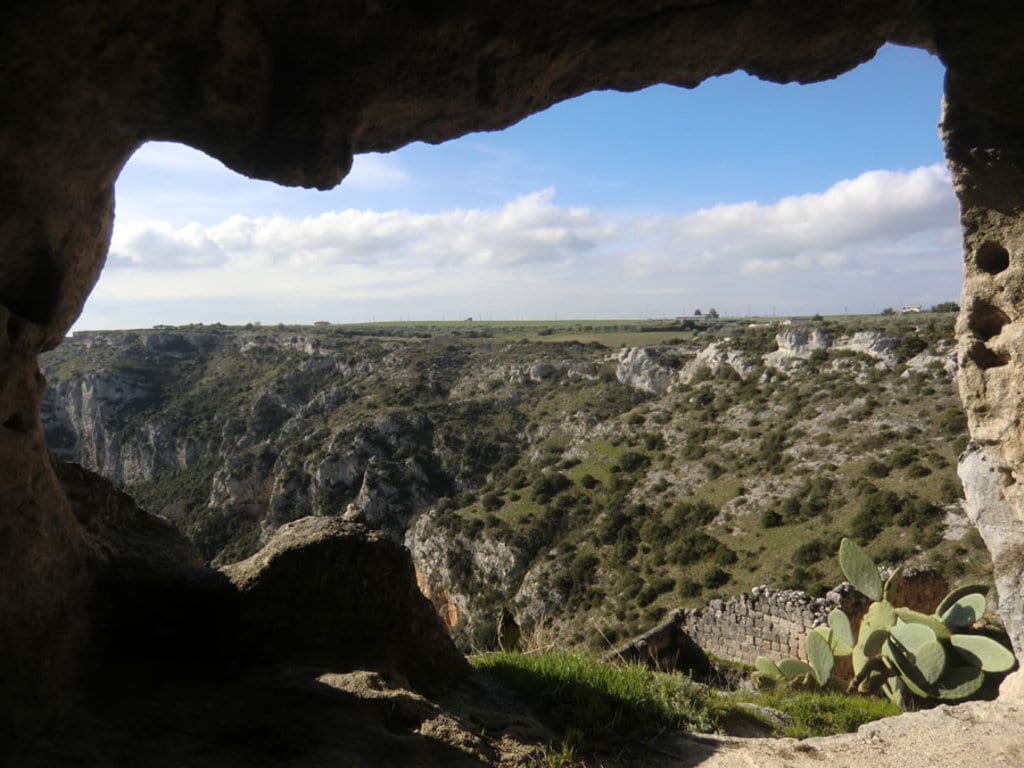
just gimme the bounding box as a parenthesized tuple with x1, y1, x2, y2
(678, 587, 832, 666)
(611, 568, 948, 669)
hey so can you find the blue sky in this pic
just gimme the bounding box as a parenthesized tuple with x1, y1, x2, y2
(81, 44, 960, 329)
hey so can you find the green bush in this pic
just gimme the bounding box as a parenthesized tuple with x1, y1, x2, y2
(532, 472, 573, 502)
(702, 567, 730, 589)
(863, 460, 891, 478)
(481, 492, 504, 511)
(792, 538, 834, 567)
(616, 450, 651, 473)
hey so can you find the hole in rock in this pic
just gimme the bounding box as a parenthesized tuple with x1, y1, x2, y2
(968, 341, 1010, 370)
(3, 248, 63, 327)
(968, 302, 1011, 341)
(3, 411, 30, 433)
(976, 241, 1010, 275)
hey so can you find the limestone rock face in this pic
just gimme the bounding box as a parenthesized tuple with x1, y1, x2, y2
(959, 443, 1024, 667)
(54, 458, 205, 578)
(681, 342, 755, 382)
(44, 370, 164, 484)
(405, 507, 527, 637)
(616, 347, 678, 394)
(222, 517, 469, 692)
(838, 331, 899, 362)
(0, 309, 93, 735)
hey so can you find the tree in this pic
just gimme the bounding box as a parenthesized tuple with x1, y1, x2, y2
(929, 301, 959, 313)
(881, 307, 896, 315)
(693, 308, 702, 316)
(707, 308, 719, 319)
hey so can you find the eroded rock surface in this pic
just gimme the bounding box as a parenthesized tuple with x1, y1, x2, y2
(222, 516, 470, 693)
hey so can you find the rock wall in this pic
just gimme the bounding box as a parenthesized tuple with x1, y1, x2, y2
(5, 0, 1024, 728)
(611, 569, 949, 670)
(680, 589, 831, 667)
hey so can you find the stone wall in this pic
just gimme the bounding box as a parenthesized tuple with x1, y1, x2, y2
(610, 568, 948, 669)
(679, 587, 831, 666)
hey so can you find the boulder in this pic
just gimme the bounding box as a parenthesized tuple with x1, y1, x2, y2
(222, 517, 470, 693)
(52, 458, 239, 684)
(616, 347, 676, 394)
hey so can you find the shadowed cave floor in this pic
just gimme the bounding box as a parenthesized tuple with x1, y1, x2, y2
(9, 664, 1024, 768)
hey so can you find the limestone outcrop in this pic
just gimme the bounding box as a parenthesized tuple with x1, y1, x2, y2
(616, 346, 679, 394)
(4, 0, 1024, 734)
(222, 517, 469, 693)
(959, 443, 1024, 688)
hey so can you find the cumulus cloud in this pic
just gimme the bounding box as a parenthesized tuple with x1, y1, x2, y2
(108, 188, 617, 272)
(90, 165, 961, 327)
(670, 164, 958, 275)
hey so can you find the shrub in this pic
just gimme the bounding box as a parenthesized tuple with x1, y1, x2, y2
(716, 548, 739, 566)
(532, 472, 573, 502)
(889, 445, 919, 469)
(669, 531, 724, 565)
(616, 450, 651, 473)
(481, 492, 504, 511)
(677, 579, 702, 598)
(702, 567, 730, 589)
(792, 538, 834, 567)
(904, 462, 932, 478)
(863, 460, 891, 479)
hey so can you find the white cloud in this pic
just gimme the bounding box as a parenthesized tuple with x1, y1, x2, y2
(87, 166, 962, 328)
(670, 164, 958, 275)
(108, 188, 617, 273)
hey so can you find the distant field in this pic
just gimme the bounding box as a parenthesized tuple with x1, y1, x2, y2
(129, 311, 959, 350)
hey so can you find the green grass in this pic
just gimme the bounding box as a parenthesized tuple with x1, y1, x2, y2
(735, 690, 902, 739)
(472, 650, 724, 738)
(472, 650, 905, 761)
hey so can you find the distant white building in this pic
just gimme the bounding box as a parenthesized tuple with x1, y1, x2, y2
(901, 304, 922, 314)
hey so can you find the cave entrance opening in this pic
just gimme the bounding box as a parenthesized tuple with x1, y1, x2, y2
(46, 40, 986, 668)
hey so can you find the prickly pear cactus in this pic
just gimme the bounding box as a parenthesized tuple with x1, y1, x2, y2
(757, 538, 1018, 707)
